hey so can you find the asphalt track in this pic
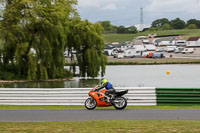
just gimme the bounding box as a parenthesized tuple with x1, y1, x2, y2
(1, 109, 200, 122)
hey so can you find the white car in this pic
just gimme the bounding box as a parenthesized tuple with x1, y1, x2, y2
(174, 47, 185, 53)
(182, 48, 194, 54)
(166, 46, 177, 52)
(156, 47, 166, 52)
(117, 53, 125, 59)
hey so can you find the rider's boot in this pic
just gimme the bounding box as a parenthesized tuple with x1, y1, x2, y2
(110, 94, 115, 100)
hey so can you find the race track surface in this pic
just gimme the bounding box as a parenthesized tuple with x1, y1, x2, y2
(0, 109, 200, 122)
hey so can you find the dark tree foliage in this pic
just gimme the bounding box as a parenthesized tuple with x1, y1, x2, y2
(0, 0, 107, 80)
(151, 18, 170, 27)
(161, 23, 171, 30)
(186, 24, 197, 29)
(170, 18, 186, 29)
(68, 18, 107, 77)
(98, 21, 137, 34)
(187, 19, 200, 28)
(98, 21, 112, 32)
(116, 25, 137, 34)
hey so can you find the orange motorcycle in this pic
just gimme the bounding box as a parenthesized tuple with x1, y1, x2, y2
(85, 86, 128, 110)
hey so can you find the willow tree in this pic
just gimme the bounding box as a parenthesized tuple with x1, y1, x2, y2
(0, 0, 77, 80)
(0, 20, 2, 69)
(0, 0, 107, 80)
(68, 19, 107, 77)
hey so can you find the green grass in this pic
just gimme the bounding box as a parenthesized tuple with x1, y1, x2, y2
(103, 33, 136, 43)
(65, 58, 200, 66)
(1, 105, 200, 110)
(107, 58, 200, 65)
(104, 29, 200, 43)
(1, 121, 200, 133)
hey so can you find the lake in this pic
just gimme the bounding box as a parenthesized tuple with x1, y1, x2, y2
(1, 65, 200, 88)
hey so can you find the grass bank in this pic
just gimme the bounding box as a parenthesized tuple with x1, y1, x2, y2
(1, 121, 200, 133)
(103, 29, 200, 43)
(65, 58, 200, 66)
(107, 58, 200, 65)
(1, 105, 200, 110)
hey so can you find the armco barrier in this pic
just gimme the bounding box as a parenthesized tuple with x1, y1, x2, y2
(0, 87, 156, 106)
(156, 88, 200, 105)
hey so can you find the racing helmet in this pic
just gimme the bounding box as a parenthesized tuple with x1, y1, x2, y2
(101, 78, 108, 85)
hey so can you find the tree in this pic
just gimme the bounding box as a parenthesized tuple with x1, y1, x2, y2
(98, 21, 112, 31)
(0, 0, 107, 80)
(117, 26, 128, 33)
(186, 24, 197, 29)
(161, 23, 171, 30)
(127, 26, 138, 34)
(152, 18, 169, 27)
(147, 27, 160, 31)
(116, 25, 138, 34)
(98, 21, 118, 33)
(0, 37, 3, 69)
(170, 18, 186, 29)
(68, 19, 107, 77)
(187, 19, 200, 28)
(1, 0, 78, 80)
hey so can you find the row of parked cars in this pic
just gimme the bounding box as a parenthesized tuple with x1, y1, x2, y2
(156, 46, 194, 54)
(112, 49, 165, 59)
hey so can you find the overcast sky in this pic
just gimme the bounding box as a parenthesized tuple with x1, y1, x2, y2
(77, 0, 200, 27)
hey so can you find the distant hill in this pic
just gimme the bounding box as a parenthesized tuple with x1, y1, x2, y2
(103, 29, 200, 43)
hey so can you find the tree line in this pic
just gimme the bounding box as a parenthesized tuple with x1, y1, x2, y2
(98, 21, 138, 34)
(99, 18, 200, 33)
(0, 0, 107, 80)
(150, 18, 200, 30)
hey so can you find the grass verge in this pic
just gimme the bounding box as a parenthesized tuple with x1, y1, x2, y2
(103, 29, 200, 43)
(1, 105, 200, 110)
(107, 58, 200, 65)
(1, 121, 200, 133)
(66, 58, 200, 66)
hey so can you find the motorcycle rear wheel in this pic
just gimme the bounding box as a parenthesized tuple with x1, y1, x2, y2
(85, 98, 97, 110)
(113, 97, 127, 110)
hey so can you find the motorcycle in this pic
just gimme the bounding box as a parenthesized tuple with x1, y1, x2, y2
(85, 86, 128, 110)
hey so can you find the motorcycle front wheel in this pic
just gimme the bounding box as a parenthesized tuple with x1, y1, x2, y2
(85, 98, 97, 110)
(113, 97, 127, 110)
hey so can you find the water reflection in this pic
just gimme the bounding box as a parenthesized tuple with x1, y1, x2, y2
(1, 78, 101, 88)
(1, 81, 65, 88)
(1, 65, 200, 88)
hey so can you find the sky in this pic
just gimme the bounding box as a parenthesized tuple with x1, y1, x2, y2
(77, 0, 200, 27)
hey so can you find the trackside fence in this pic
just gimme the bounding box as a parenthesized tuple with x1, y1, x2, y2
(156, 88, 200, 106)
(0, 87, 156, 106)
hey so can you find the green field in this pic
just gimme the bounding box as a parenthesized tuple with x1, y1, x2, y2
(1, 121, 200, 133)
(103, 29, 200, 43)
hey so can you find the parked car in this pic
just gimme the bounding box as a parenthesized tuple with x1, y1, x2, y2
(182, 48, 194, 54)
(152, 53, 165, 58)
(145, 45, 156, 51)
(145, 52, 153, 58)
(176, 40, 186, 46)
(133, 45, 146, 52)
(174, 47, 185, 53)
(116, 53, 125, 59)
(121, 49, 143, 58)
(166, 46, 177, 52)
(156, 47, 166, 52)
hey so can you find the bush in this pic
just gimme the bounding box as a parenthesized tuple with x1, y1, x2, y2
(161, 24, 172, 30)
(186, 24, 197, 29)
(147, 27, 160, 31)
